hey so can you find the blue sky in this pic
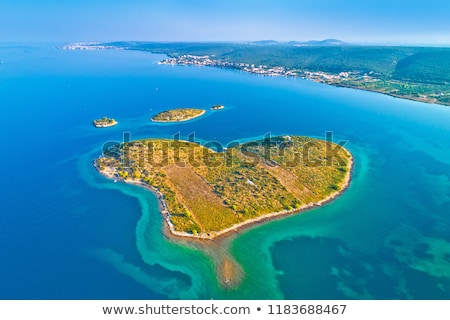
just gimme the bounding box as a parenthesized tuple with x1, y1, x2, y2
(1, 0, 449, 44)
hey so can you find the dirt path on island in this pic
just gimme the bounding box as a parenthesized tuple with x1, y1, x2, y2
(163, 164, 237, 232)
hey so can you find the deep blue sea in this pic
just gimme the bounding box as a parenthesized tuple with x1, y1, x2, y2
(0, 44, 449, 299)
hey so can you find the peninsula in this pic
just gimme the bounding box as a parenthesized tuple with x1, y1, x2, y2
(93, 117, 118, 128)
(151, 108, 206, 122)
(95, 135, 352, 239)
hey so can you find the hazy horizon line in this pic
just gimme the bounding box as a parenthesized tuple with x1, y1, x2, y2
(1, 39, 450, 48)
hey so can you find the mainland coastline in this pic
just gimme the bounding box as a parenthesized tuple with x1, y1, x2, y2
(66, 42, 450, 107)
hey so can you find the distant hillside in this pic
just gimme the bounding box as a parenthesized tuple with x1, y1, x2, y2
(249, 39, 347, 47)
(394, 51, 450, 84)
(107, 41, 416, 75)
(104, 41, 450, 79)
(288, 39, 347, 46)
(250, 40, 281, 46)
(220, 46, 418, 75)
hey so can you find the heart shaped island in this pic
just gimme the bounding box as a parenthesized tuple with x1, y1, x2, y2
(95, 135, 352, 240)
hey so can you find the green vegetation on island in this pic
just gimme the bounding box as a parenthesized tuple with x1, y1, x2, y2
(211, 104, 224, 110)
(151, 108, 205, 122)
(96, 136, 352, 238)
(93, 117, 117, 128)
(99, 41, 450, 106)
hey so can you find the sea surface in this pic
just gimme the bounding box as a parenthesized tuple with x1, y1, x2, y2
(0, 44, 449, 299)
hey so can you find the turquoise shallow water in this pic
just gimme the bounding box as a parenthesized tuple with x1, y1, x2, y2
(0, 44, 449, 299)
